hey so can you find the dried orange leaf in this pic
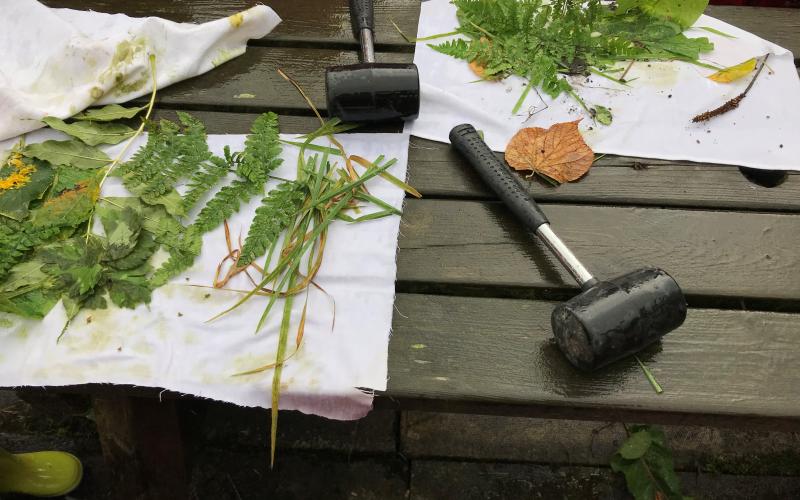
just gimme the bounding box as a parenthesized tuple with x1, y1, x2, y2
(504, 120, 594, 183)
(707, 57, 756, 83)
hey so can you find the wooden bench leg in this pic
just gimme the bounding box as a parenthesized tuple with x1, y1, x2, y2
(93, 395, 189, 500)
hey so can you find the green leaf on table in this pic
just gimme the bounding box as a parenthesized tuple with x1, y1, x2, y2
(593, 105, 613, 125)
(617, 0, 709, 29)
(72, 104, 145, 122)
(619, 430, 653, 459)
(99, 206, 142, 260)
(610, 425, 688, 500)
(0, 157, 55, 221)
(106, 231, 157, 271)
(42, 116, 136, 146)
(107, 265, 152, 308)
(22, 139, 110, 169)
(51, 165, 101, 196)
(30, 172, 100, 228)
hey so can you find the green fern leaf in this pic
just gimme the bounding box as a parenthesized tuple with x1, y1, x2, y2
(238, 181, 306, 267)
(238, 112, 283, 184)
(182, 155, 230, 213)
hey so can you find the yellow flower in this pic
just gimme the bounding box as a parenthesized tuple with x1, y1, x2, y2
(0, 153, 37, 191)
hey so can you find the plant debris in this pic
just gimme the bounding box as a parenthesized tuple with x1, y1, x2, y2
(428, 0, 713, 119)
(504, 120, 594, 183)
(692, 53, 769, 123)
(611, 425, 687, 500)
(707, 57, 756, 83)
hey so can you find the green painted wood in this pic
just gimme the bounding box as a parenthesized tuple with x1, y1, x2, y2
(389, 293, 800, 421)
(149, 110, 800, 212)
(397, 199, 800, 301)
(40, 1, 800, 57)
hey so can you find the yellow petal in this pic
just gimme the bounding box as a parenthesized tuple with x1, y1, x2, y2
(707, 57, 757, 83)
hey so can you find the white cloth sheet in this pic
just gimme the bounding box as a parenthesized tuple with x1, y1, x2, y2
(0, 131, 410, 420)
(405, 0, 800, 170)
(0, 0, 281, 141)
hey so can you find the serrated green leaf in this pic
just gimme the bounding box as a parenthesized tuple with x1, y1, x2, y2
(64, 264, 103, 296)
(108, 231, 157, 270)
(613, 456, 657, 500)
(107, 267, 152, 308)
(22, 140, 110, 169)
(0, 288, 59, 318)
(51, 165, 97, 196)
(72, 104, 145, 122)
(42, 116, 135, 146)
(620, 430, 653, 459)
(0, 157, 55, 221)
(99, 206, 142, 260)
(239, 181, 305, 267)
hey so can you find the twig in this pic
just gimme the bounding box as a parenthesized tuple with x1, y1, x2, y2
(636, 356, 663, 394)
(619, 60, 635, 82)
(692, 53, 770, 123)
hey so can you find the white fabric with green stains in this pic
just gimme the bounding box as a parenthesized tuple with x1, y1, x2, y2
(0, 0, 280, 141)
(405, 0, 800, 171)
(0, 132, 410, 420)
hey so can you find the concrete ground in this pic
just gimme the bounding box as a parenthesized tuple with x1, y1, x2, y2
(2, 390, 800, 499)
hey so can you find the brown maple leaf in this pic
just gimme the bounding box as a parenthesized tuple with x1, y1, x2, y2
(504, 120, 594, 183)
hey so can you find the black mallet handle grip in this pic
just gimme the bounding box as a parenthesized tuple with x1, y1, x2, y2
(449, 124, 549, 232)
(349, 0, 374, 34)
(449, 124, 596, 288)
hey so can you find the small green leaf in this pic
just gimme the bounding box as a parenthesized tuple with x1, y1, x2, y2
(107, 267, 152, 308)
(619, 430, 653, 459)
(42, 116, 136, 146)
(612, 456, 657, 500)
(31, 172, 100, 228)
(72, 104, 145, 122)
(22, 140, 110, 169)
(593, 105, 613, 126)
(616, 0, 709, 29)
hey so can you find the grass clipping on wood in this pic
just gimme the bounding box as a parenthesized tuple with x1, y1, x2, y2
(504, 120, 595, 183)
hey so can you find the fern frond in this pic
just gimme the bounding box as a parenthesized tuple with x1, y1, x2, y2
(190, 179, 261, 236)
(0, 219, 62, 279)
(238, 112, 283, 184)
(182, 155, 230, 213)
(238, 181, 306, 267)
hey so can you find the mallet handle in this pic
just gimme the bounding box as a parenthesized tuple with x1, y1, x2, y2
(449, 124, 596, 288)
(349, 0, 376, 63)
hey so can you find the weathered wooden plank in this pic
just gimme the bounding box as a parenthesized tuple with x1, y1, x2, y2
(93, 395, 188, 500)
(39, 1, 800, 57)
(141, 47, 411, 113)
(148, 110, 800, 212)
(401, 411, 800, 473)
(41, 0, 420, 49)
(410, 460, 800, 500)
(398, 199, 800, 301)
(388, 293, 800, 423)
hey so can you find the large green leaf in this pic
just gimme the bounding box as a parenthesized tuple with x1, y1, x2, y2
(98, 206, 142, 260)
(619, 430, 653, 459)
(23, 139, 111, 169)
(0, 158, 55, 221)
(617, 0, 709, 29)
(30, 171, 100, 228)
(72, 104, 145, 122)
(42, 116, 135, 146)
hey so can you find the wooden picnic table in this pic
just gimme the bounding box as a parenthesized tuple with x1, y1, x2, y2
(31, 0, 800, 498)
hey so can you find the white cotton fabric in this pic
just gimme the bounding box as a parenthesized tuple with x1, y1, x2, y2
(0, 132, 410, 420)
(0, 0, 281, 141)
(405, 0, 800, 170)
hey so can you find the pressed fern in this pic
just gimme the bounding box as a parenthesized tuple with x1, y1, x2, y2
(238, 181, 306, 267)
(182, 155, 230, 213)
(238, 112, 283, 184)
(430, 0, 713, 113)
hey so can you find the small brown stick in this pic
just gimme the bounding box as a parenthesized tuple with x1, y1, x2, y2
(692, 53, 770, 123)
(619, 60, 635, 82)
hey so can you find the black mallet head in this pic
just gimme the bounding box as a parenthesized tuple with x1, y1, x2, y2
(325, 63, 420, 123)
(552, 267, 687, 371)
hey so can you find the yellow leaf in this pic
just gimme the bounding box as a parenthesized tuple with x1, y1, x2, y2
(707, 58, 757, 83)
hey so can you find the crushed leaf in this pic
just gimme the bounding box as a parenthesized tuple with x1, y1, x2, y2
(504, 120, 594, 183)
(707, 57, 756, 83)
(0, 154, 36, 191)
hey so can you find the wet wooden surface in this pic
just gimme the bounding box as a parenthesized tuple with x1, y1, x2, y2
(42, 0, 800, 427)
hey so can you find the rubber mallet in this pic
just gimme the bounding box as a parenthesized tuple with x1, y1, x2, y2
(325, 0, 420, 122)
(449, 124, 687, 371)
